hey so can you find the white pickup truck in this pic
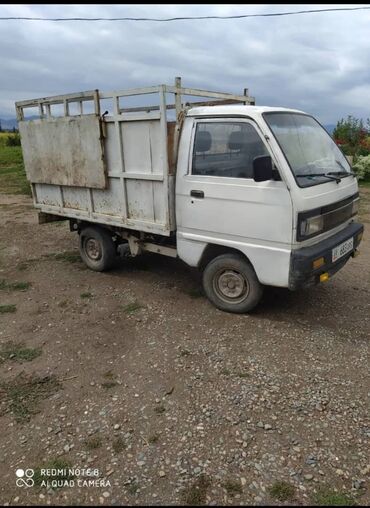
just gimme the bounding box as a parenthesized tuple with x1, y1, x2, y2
(16, 78, 363, 313)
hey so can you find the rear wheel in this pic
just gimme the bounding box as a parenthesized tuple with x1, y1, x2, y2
(79, 226, 117, 271)
(202, 253, 263, 313)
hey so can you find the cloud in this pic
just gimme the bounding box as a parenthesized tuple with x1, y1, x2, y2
(0, 3, 369, 124)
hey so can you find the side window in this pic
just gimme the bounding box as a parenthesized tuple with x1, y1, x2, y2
(192, 122, 269, 178)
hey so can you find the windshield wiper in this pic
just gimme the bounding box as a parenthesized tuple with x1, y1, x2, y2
(328, 170, 356, 177)
(296, 173, 341, 183)
(331, 159, 356, 178)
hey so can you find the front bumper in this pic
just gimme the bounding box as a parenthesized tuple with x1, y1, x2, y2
(289, 222, 364, 290)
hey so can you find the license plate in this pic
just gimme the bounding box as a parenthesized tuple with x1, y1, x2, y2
(332, 237, 353, 262)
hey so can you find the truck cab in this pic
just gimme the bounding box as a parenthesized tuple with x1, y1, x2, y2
(175, 106, 362, 311)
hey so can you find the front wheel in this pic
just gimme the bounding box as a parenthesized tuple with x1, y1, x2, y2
(202, 254, 263, 313)
(79, 226, 117, 271)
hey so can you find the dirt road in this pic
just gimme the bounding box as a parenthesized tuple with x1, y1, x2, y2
(0, 190, 369, 506)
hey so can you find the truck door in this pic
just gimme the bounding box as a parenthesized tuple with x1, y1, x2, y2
(175, 118, 293, 287)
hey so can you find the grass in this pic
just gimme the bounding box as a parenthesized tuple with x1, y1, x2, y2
(236, 372, 250, 378)
(17, 262, 30, 271)
(0, 132, 20, 148)
(80, 292, 93, 299)
(182, 474, 211, 505)
(45, 251, 81, 263)
(0, 279, 31, 291)
(101, 370, 118, 389)
(0, 145, 31, 196)
(223, 478, 243, 496)
(101, 381, 118, 389)
(268, 481, 296, 502)
(33, 458, 74, 488)
(0, 374, 61, 423)
(0, 304, 16, 313)
(0, 341, 42, 364)
(15, 252, 80, 273)
(148, 433, 159, 444)
(112, 436, 126, 453)
(84, 436, 102, 450)
(15, 251, 82, 272)
(122, 301, 145, 313)
(0, 132, 12, 147)
(312, 487, 357, 506)
(154, 404, 166, 415)
(127, 481, 139, 495)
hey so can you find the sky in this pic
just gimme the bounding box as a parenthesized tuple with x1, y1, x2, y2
(0, 3, 370, 125)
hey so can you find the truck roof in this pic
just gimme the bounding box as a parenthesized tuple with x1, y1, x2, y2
(186, 105, 307, 118)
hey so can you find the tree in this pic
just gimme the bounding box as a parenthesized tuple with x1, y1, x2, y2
(333, 115, 370, 158)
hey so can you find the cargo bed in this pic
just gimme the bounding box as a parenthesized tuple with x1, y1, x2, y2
(16, 78, 253, 236)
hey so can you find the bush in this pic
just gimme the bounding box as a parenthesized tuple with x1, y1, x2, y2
(5, 133, 21, 146)
(352, 155, 370, 180)
(333, 116, 370, 157)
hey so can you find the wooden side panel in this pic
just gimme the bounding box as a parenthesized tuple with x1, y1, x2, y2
(167, 121, 176, 175)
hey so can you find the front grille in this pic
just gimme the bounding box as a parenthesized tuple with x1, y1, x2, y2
(322, 199, 357, 231)
(297, 192, 359, 241)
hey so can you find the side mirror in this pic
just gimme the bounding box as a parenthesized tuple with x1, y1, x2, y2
(253, 155, 273, 182)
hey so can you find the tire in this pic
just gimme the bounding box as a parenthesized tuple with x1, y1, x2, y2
(202, 253, 263, 313)
(79, 226, 117, 272)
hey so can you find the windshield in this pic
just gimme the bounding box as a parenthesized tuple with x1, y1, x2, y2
(264, 112, 351, 187)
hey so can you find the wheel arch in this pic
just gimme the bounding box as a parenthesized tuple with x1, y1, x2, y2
(72, 220, 114, 235)
(198, 243, 254, 272)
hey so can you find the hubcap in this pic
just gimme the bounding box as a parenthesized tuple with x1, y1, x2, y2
(85, 238, 102, 261)
(214, 269, 249, 303)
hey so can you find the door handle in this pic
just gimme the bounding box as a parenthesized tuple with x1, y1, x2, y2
(190, 190, 204, 198)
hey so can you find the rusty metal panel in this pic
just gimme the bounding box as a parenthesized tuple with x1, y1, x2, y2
(19, 115, 106, 189)
(62, 187, 90, 211)
(34, 183, 62, 207)
(126, 180, 156, 221)
(92, 179, 124, 216)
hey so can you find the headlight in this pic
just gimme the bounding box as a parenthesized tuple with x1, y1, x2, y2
(352, 199, 359, 216)
(300, 215, 324, 237)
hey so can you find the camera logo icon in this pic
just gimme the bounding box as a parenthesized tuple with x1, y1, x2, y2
(16, 468, 35, 488)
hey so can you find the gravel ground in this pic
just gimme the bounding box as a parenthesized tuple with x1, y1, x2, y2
(0, 190, 369, 506)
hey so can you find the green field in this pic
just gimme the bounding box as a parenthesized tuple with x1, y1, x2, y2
(0, 133, 31, 195)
